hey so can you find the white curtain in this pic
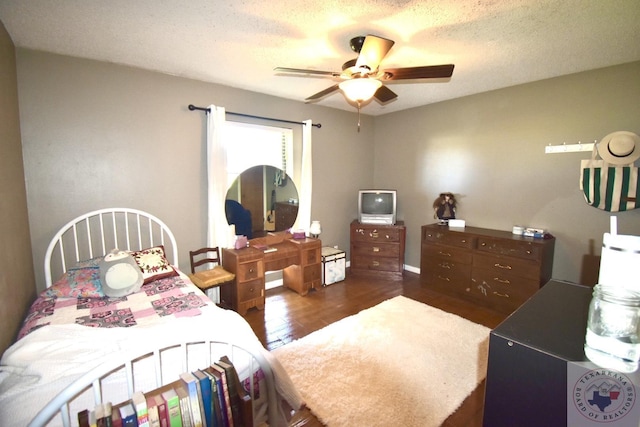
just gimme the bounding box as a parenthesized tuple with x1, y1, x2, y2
(206, 105, 233, 249)
(294, 120, 313, 233)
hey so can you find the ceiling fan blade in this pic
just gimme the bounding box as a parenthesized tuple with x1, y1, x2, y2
(274, 67, 341, 77)
(374, 85, 398, 103)
(355, 35, 395, 72)
(305, 84, 340, 102)
(381, 64, 455, 81)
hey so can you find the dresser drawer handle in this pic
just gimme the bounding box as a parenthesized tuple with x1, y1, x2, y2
(372, 261, 380, 267)
(439, 251, 452, 257)
(438, 263, 451, 269)
(493, 291, 510, 298)
(437, 275, 450, 282)
(494, 263, 512, 270)
(372, 247, 380, 252)
(494, 277, 510, 284)
(370, 231, 379, 238)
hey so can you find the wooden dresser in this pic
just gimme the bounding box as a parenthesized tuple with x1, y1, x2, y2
(420, 224, 555, 314)
(350, 220, 406, 277)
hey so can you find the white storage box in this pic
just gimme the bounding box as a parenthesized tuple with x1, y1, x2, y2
(321, 247, 346, 286)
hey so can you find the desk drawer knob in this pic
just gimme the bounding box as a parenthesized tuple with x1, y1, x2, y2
(372, 260, 380, 267)
(372, 247, 380, 252)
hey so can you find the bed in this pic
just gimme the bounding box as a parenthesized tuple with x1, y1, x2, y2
(0, 208, 303, 427)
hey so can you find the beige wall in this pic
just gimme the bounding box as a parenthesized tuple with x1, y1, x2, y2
(16, 49, 374, 291)
(0, 22, 35, 353)
(375, 61, 640, 284)
(12, 48, 640, 304)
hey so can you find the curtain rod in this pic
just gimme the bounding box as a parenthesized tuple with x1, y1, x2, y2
(188, 104, 321, 128)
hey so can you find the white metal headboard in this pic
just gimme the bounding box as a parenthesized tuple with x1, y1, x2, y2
(44, 208, 179, 288)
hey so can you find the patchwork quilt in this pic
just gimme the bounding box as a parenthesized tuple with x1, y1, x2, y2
(18, 275, 211, 339)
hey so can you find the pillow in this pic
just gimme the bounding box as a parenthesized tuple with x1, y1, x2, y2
(100, 249, 144, 297)
(130, 245, 178, 284)
(44, 266, 104, 298)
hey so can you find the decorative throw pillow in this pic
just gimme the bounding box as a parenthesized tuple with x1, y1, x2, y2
(99, 249, 144, 297)
(44, 266, 104, 298)
(130, 245, 178, 284)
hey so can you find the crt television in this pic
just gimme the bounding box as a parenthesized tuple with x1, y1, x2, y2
(358, 190, 397, 225)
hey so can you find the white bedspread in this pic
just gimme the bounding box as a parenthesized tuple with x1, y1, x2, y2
(0, 304, 302, 426)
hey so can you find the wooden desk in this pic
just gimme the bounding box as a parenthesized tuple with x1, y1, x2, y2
(221, 233, 321, 315)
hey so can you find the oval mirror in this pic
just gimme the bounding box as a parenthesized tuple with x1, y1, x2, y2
(225, 165, 299, 239)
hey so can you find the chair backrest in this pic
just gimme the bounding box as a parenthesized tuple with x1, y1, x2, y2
(189, 247, 222, 274)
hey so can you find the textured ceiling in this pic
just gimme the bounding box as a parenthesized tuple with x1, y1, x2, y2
(1, 0, 639, 116)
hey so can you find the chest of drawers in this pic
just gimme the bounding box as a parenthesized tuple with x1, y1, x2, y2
(420, 224, 555, 314)
(350, 220, 406, 277)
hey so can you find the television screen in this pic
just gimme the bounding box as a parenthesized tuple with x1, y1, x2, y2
(359, 190, 397, 225)
(362, 193, 394, 214)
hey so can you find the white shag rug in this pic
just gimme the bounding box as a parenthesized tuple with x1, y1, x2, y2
(273, 296, 491, 427)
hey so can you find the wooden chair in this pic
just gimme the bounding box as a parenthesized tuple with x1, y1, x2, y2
(188, 247, 235, 293)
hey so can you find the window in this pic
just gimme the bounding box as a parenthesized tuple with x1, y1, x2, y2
(224, 121, 293, 184)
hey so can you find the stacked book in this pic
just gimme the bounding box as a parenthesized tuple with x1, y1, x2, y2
(77, 356, 252, 427)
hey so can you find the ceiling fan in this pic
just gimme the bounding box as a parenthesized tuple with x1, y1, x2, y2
(274, 34, 455, 112)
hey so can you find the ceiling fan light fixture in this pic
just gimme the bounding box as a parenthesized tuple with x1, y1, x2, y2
(338, 78, 382, 103)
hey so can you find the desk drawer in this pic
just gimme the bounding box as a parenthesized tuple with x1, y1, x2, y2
(237, 261, 263, 281)
(238, 279, 263, 302)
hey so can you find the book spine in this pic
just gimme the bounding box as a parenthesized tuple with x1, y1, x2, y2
(132, 391, 150, 427)
(161, 389, 183, 427)
(211, 364, 233, 427)
(180, 372, 204, 427)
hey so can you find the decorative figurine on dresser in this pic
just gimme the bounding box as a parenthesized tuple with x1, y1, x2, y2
(420, 223, 555, 314)
(433, 192, 456, 222)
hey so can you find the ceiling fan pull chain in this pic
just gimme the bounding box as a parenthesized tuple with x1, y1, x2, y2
(357, 101, 362, 132)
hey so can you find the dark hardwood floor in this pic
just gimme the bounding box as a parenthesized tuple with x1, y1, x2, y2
(243, 269, 508, 426)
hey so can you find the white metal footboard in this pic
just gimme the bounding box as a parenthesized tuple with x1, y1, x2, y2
(29, 339, 277, 427)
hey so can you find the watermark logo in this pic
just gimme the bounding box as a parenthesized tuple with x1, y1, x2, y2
(573, 368, 636, 423)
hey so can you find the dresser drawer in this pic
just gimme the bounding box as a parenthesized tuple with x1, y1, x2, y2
(469, 268, 539, 312)
(422, 264, 471, 297)
(352, 242, 400, 258)
(422, 228, 475, 249)
(238, 279, 263, 302)
(352, 226, 403, 243)
(422, 243, 473, 264)
(237, 261, 263, 281)
(352, 255, 402, 273)
(423, 259, 472, 283)
(473, 253, 540, 280)
(477, 237, 541, 261)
